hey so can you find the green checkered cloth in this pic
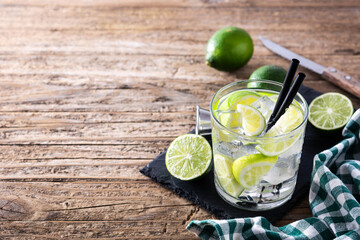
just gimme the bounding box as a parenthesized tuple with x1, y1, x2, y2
(187, 109, 360, 240)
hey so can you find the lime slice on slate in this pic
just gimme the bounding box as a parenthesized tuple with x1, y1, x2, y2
(232, 154, 278, 189)
(214, 154, 244, 197)
(309, 92, 353, 131)
(165, 134, 212, 181)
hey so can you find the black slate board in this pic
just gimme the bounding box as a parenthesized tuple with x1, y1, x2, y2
(140, 85, 343, 224)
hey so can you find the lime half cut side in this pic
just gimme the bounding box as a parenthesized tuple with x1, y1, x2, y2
(309, 92, 353, 131)
(232, 154, 278, 189)
(214, 154, 244, 197)
(256, 105, 304, 156)
(165, 134, 212, 181)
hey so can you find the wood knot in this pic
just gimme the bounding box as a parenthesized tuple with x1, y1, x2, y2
(0, 198, 29, 220)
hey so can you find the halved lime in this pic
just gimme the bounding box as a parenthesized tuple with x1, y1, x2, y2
(232, 154, 278, 189)
(237, 104, 266, 136)
(256, 105, 304, 156)
(165, 134, 212, 181)
(214, 154, 244, 197)
(308, 92, 353, 131)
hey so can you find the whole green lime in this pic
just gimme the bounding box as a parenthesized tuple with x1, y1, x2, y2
(206, 26, 253, 72)
(248, 65, 287, 89)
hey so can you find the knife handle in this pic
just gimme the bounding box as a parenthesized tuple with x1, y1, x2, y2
(322, 67, 360, 97)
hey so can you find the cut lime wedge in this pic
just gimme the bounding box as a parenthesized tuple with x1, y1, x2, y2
(256, 105, 304, 156)
(165, 134, 212, 181)
(232, 154, 278, 189)
(309, 92, 353, 131)
(214, 154, 244, 197)
(237, 104, 266, 136)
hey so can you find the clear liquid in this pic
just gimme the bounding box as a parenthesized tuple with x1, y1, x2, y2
(212, 89, 306, 210)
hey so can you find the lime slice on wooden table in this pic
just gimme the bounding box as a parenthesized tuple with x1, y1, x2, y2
(256, 105, 304, 156)
(165, 134, 212, 181)
(232, 154, 278, 189)
(214, 154, 244, 197)
(309, 92, 353, 131)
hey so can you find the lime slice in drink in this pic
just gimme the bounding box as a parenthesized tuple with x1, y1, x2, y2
(237, 104, 266, 136)
(268, 94, 278, 102)
(219, 90, 261, 111)
(165, 134, 212, 181)
(232, 154, 278, 189)
(308, 92, 353, 131)
(256, 105, 304, 156)
(215, 91, 261, 131)
(218, 111, 242, 129)
(214, 154, 244, 197)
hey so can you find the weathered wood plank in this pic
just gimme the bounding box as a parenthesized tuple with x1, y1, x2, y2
(0, 74, 358, 113)
(0, 54, 358, 82)
(0, 160, 147, 180)
(0, 221, 200, 239)
(0, 114, 195, 144)
(0, 31, 358, 57)
(1, 0, 360, 8)
(0, 4, 358, 57)
(0, 141, 168, 158)
(1, 0, 360, 7)
(0, 180, 310, 222)
(0, 182, 196, 220)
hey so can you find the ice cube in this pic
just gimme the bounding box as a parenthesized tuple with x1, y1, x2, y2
(231, 142, 259, 159)
(278, 134, 304, 158)
(250, 96, 275, 122)
(262, 156, 299, 185)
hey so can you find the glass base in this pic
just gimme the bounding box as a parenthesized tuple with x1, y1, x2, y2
(215, 177, 296, 211)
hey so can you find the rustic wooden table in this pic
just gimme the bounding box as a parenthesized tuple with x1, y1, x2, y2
(0, 1, 359, 239)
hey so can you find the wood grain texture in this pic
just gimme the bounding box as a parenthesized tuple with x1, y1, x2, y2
(0, 0, 359, 239)
(322, 67, 360, 97)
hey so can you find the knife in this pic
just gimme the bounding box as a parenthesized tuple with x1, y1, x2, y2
(259, 36, 360, 97)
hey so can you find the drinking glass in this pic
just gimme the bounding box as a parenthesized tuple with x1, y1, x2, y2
(198, 80, 309, 211)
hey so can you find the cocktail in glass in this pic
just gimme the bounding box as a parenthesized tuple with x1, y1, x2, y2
(210, 80, 308, 210)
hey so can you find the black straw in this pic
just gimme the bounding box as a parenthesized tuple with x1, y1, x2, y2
(266, 73, 306, 131)
(268, 58, 299, 125)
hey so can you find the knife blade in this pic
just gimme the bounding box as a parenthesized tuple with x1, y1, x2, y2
(259, 36, 360, 98)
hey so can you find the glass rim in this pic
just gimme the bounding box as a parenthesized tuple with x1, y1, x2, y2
(210, 79, 309, 140)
